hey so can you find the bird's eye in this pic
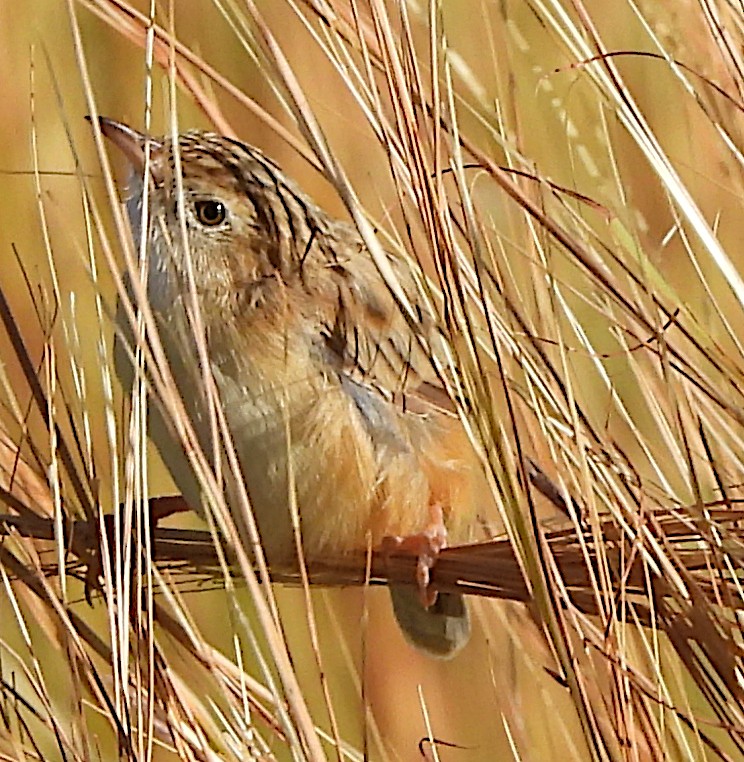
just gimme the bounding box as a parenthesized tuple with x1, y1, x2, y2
(194, 199, 227, 227)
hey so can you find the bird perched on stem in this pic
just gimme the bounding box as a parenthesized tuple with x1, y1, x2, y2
(100, 116, 502, 658)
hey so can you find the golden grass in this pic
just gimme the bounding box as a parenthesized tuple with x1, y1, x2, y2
(2, 0, 744, 760)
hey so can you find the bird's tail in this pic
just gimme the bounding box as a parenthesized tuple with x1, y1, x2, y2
(389, 585, 470, 658)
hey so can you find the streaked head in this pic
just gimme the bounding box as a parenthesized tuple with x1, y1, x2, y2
(96, 117, 332, 320)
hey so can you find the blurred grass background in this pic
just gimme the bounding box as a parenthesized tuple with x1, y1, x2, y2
(1, 1, 743, 760)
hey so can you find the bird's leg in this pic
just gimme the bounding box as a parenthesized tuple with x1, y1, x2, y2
(381, 502, 447, 608)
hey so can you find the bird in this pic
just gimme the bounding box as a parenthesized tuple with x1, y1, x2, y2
(99, 116, 492, 658)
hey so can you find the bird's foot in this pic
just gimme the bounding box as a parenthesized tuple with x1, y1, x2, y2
(381, 502, 447, 609)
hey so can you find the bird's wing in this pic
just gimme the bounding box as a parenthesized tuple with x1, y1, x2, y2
(309, 234, 457, 419)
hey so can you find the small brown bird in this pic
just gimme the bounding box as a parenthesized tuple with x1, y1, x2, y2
(102, 117, 487, 657)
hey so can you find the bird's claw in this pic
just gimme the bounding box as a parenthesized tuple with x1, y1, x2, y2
(381, 503, 447, 609)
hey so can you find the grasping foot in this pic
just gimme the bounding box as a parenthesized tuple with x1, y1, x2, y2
(381, 502, 447, 608)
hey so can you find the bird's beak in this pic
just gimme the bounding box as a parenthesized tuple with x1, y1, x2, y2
(89, 116, 164, 181)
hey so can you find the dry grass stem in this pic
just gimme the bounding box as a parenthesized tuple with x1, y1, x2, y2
(3, 1, 744, 760)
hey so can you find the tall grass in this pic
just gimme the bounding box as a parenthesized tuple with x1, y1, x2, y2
(1, 1, 744, 760)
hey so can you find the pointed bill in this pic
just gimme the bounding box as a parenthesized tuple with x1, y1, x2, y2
(92, 116, 163, 181)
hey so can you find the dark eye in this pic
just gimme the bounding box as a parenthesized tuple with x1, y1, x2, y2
(194, 199, 227, 227)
